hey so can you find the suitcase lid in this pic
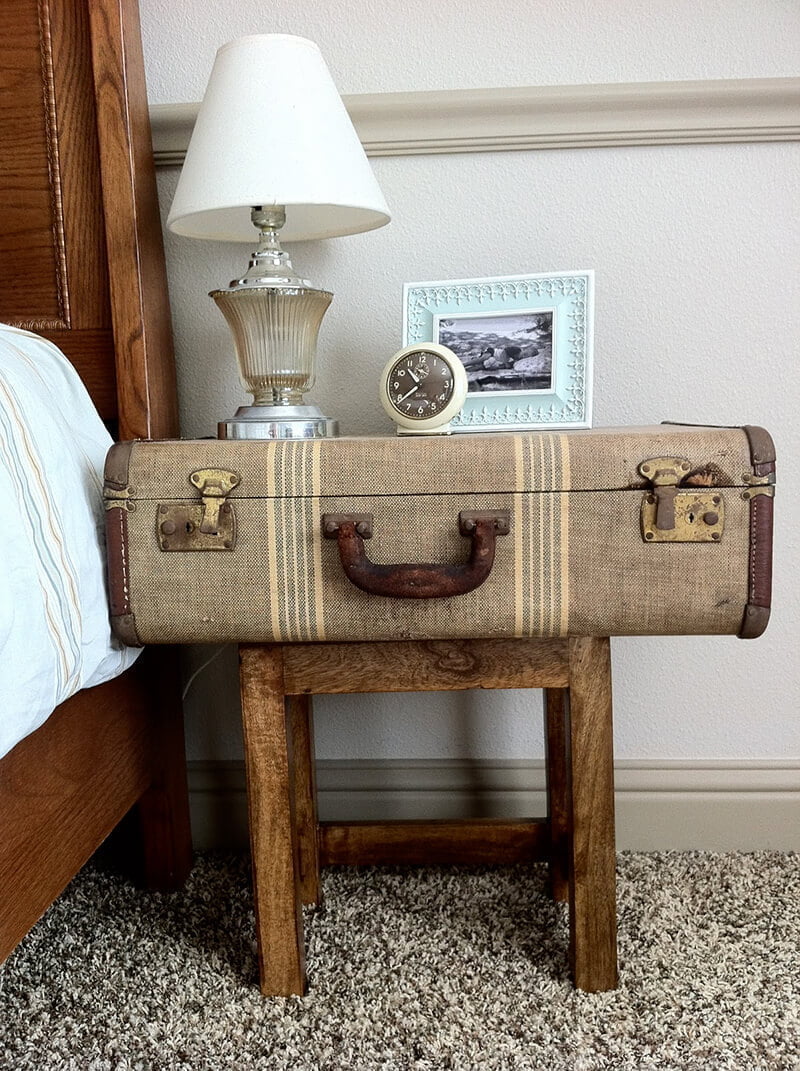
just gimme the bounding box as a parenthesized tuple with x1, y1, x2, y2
(107, 424, 774, 499)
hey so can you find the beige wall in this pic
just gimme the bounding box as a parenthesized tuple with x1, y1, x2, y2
(140, 0, 800, 101)
(140, 0, 799, 768)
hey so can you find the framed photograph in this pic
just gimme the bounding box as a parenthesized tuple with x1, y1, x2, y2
(403, 271, 593, 432)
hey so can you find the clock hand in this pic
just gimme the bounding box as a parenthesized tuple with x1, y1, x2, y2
(398, 384, 420, 402)
(407, 369, 420, 384)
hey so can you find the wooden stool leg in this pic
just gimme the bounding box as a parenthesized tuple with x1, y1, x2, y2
(286, 694, 321, 904)
(544, 688, 569, 902)
(239, 644, 306, 996)
(565, 636, 618, 992)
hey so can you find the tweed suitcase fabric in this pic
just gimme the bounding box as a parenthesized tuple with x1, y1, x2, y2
(105, 426, 772, 645)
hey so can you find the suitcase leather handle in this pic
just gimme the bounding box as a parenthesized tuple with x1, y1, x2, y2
(321, 511, 510, 599)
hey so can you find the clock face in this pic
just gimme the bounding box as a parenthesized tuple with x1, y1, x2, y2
(379, 343, 468, 435)
(386, 349, 456, 421)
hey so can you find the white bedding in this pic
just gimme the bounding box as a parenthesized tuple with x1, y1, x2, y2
(0, 325, 140, 760)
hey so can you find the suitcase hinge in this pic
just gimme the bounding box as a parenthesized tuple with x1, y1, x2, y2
(103, 487, 133, 511)
(741, 471, 775, 500)
(158, 469, 240, 552)
(639, 456, 725, 543)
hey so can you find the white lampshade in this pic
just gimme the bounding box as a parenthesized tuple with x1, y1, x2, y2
(167, 34, 390, 243)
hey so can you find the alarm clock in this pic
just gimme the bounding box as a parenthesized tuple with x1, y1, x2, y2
(379, 343, 468, 435)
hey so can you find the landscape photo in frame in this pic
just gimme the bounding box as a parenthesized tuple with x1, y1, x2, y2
(436, 309, 554, 395)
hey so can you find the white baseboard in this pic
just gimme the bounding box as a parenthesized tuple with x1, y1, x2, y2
(188, 758, 800, 853)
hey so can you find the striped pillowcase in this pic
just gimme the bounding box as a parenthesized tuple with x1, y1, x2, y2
(0, 325, 140, 760)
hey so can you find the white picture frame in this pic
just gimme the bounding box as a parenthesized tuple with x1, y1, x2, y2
(403, 271, 594, 432)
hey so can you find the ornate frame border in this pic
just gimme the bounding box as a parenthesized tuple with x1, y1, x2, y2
(403, 271, 593, 432)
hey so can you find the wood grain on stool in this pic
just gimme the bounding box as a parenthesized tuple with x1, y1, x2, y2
(319, 818, 549, 866)
(286, 695, 320, 905)
(544, 688, 570, 903)
(565, 637, 618, 992)
(283, 638, 568, 695)
(239, 645, 306, 996)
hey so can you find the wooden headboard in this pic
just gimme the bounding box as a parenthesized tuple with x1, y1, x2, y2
(0, 0, 191, 966)
(0, 0, 178, 441)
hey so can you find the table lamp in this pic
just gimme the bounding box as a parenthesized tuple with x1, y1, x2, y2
(167, 34, 391, 439)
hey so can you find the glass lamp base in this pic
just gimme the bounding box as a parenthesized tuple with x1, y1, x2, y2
(218, 404, 339, 440)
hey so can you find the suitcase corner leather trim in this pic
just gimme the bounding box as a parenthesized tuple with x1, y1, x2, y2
(103, 441, 143, 647)
(661, 423, 775, 639)
(740, 424, 775, 639)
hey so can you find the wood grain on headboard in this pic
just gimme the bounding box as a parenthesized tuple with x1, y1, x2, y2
(0, 0, 191, 966)
(0, 0, 178, 441)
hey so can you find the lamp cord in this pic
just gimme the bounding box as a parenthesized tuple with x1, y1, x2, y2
(181, 644, 228, 701)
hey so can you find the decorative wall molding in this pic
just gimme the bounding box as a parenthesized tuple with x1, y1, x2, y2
(151, 77, 800, 167)
(188, 758, 800, 853)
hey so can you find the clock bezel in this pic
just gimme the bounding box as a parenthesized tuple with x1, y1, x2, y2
(379, 343, 468, 435)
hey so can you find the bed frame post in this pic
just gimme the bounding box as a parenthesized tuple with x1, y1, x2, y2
(0, 0, 192, 965)
(120, 651, 193, 889)
(88, 0, 180, 442)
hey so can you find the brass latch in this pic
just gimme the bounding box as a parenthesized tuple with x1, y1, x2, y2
(158, 469, 239, 551)
(639, 456, 724, 543)
(190, 469, 240, 534)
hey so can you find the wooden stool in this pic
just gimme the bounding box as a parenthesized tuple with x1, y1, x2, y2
(238, 636, 617, 996)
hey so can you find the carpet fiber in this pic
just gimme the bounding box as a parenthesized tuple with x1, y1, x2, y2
(1, 852, 798, 1070)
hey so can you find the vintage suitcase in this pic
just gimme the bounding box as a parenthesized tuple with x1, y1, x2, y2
(104, 425, 774, 646)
